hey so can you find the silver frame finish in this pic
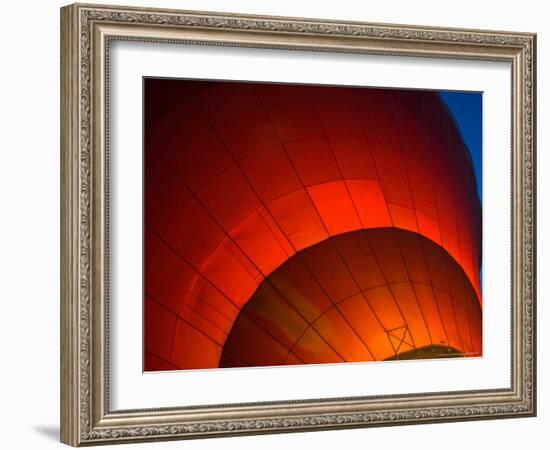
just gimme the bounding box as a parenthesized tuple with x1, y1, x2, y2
(60, 3, 536, 446)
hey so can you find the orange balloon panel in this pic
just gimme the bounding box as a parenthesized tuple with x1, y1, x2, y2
(144, 79, 482, 371)
(220, 229, 481, 367)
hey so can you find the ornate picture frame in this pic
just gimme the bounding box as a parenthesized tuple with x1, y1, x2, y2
(60, 3, 536, 446)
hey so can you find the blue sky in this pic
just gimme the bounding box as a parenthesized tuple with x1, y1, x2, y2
(438, 91, 482, 201)
(438, 91, 483, 281)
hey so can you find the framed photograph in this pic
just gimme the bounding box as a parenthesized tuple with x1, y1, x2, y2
(60, 3, 536, 446)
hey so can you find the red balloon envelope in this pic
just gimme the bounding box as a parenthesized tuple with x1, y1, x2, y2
(144, 80, 482, 371)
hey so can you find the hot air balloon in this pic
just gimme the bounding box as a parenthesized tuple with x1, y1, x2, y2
(144, 79, 482, 371)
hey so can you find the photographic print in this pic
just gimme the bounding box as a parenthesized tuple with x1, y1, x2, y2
(61, 5, 536, 444)
(143, 79, 483, 372)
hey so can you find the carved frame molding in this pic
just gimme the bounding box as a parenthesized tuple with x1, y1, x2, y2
(60, 3, 536, 446)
